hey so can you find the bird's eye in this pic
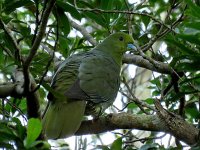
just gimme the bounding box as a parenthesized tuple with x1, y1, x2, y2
(119, 36, 124, 41)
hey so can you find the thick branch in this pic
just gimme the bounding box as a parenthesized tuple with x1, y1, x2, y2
(123, 54, 173, 74)
(0, 83, 17, 98)
(22, 0, 55, 122)
(76, 112, 198, 146)
(0, 69, 25, 98)
(154, 99, 198, 146)
(26, 76, 41, 119)
(76, 113, 162, 135)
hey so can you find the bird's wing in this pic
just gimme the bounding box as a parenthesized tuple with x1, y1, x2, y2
(47, 52, 89, 102)
(78, 51, 121, 104)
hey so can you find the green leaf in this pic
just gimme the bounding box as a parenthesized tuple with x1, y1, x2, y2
(166, 92, 185, 103)
(152, 90, 160, 96)
(0, 15, 13, 24)
(150, 78, 161, 88)
(141, 15, 150, 27)
(110, 137, 122, 150)
(127, 103, 137, 109)
(0, 47, 4, 64)
(176, 34, 200, 45)
(166, 38, 197, 55)
(185, 107, 200, 119)
(100, 0, 114, 23)
(18, 98, 27, 113)
(56, 1, 81, 21)
(185, 0, 200, 18)
(24, 118, 42, 149)
(56, 8, 70, 36)
(12, 117, 26, 140)
(176, 61, 200, 72)
(0, 142, 14, 149)
(139, 143, 158, 150)
(3, 0, 34, 14)
(83, 11, 107, 28)
(191, 146, 200, 150)
(96, 145, 110, 150)
(184, 22, 200, 30)
(180, 74, 200, 90)
(19, 25, 31, 37)
(145, 98, 154, 105)
(100, 0, 113, 10)
(58, 36, 70, 56)
(0, 121, 17, 140)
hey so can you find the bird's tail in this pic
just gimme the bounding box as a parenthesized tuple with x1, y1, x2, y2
(42, 100, 86, 139)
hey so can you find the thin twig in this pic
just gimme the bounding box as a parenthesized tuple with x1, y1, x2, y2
(77, 8, 173, 32)
(138, 46, 170, 74)
(4, 98, 27, 122)
(68, 17, 98, 46)
(121, 77, 156, 112)
(41, 43, 61, 65)
(23, 0, 56, 94)
(123, 0, 132, 35)
(31, 0, 40, 45)
(119, 101, 134, 112)
(0, 44, 14, 58)
(124, 133, 166, 144)
(141, 4, 186, 52)
(22, 0, 56, 122)
(0, 19, 22, 64)
(24, 0, 56, 68)
(32, 8, 59, 93)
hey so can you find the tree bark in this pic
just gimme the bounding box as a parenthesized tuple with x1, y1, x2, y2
(76, 111, 198, 146)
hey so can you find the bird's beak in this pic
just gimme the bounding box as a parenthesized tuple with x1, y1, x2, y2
(127, 43, 137, 51)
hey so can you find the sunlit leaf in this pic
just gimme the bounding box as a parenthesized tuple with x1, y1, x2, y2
(110, 137, 122, 150)
(24, 118, 42, 148)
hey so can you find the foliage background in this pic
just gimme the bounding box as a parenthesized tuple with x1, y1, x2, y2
(0, 0, 200, 149)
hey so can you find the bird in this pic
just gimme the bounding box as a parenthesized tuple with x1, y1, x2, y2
(42, 32, 135, 139)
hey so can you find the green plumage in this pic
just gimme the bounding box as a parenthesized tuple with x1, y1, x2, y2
(42, 32, 134, 139)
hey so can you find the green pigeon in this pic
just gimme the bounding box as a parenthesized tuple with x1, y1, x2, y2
(42, 32, 135, 139)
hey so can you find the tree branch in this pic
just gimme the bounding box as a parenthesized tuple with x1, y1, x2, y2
(76, 113, 162, 135)
(77, 8, 173, 32)
(121, 77, 155, 113)
(123, 54, 173, 74)
(22, 0, 55, 126)
(0, 54, 172, 97)
(0, 83, 17, 98)
(0, 19, 21, 63)
(0, 44, 14, 58)
(68, 18, 98, 46)
(140, 4, 186, 52)
(24, 0, 56, 68)
(76, 112, 198, 146)
(154, 99, 198, 146)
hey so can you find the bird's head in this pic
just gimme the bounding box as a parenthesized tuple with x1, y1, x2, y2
(97, 32, 136, 55)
